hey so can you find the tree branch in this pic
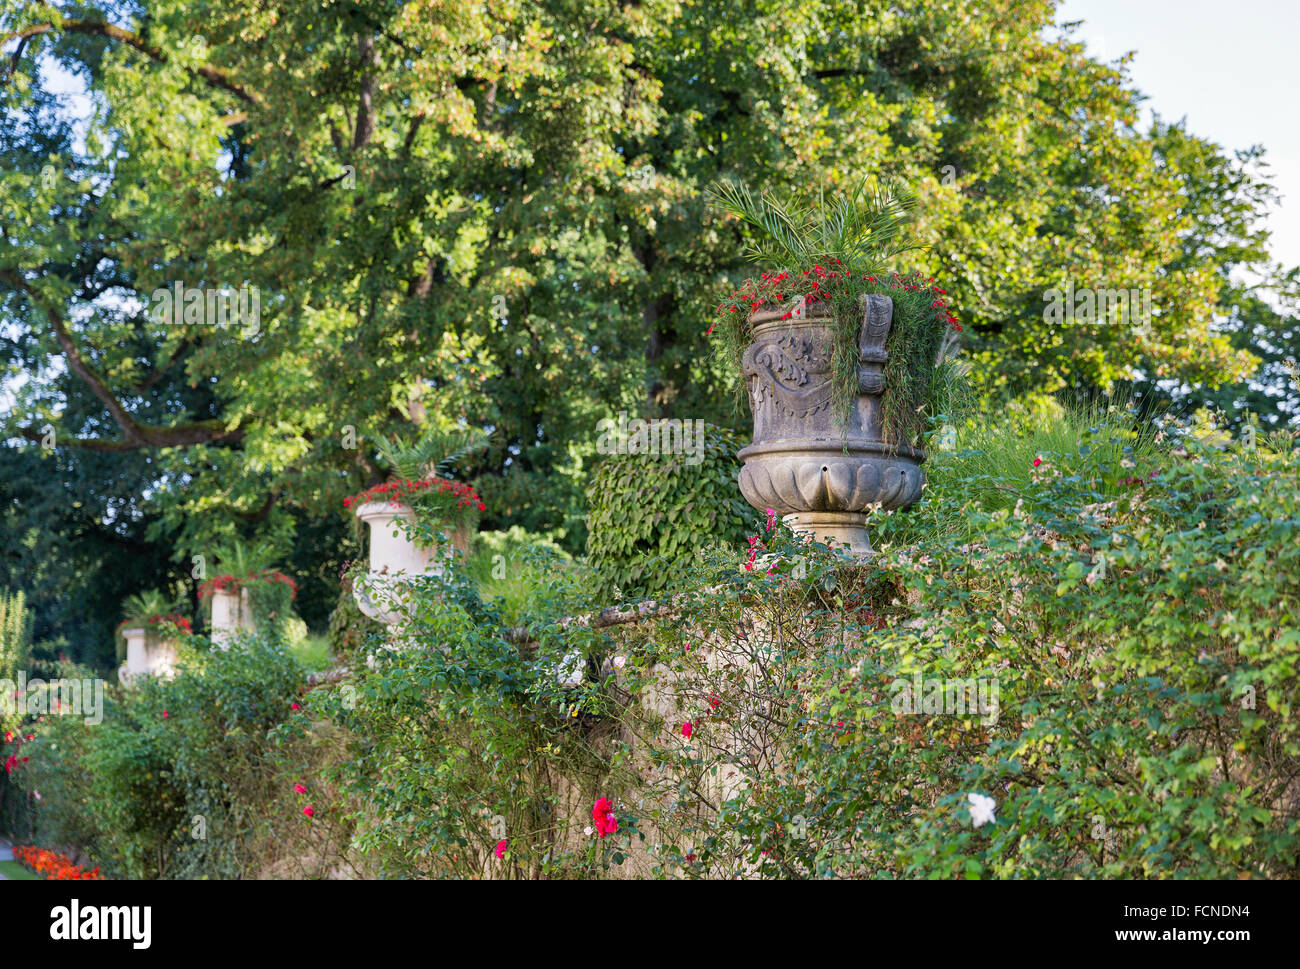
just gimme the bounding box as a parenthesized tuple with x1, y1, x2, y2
(2, 270, 244, 450)
(1, 19, 263, 106)
(353, 33, 377, 151)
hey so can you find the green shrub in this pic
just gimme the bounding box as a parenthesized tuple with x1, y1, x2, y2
(466, 527, 573, 625)
(301, 555, 620, 879)
(584, 422, 751, 600)
(632, 428, 1300, 878)
(879, 395, 1163, 547)
(13, 637, 313, 879)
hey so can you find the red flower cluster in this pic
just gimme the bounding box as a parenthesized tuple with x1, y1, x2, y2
(3, 730, 33, 774)
(743, 507, 778, 574)
(12, 846, 102, 880)
(591, 796, 618, 838)
(115, 614, 193, 635)
(343, 477, 486, 513)
(198, 570, 298, 602)
(713, 266, 962, 332)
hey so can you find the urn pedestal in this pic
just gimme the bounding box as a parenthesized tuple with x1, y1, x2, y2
(118, 626, 178, 685)
(736, 294, 925, 558)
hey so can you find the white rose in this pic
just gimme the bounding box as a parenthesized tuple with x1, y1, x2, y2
(968, 792, 997, 828)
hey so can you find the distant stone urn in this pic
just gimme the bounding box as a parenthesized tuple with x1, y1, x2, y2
(352, 500, 460, 627)
(737, 293, 925, 557)
(118, 626, 178, 685)
(208, 587, 254, 649)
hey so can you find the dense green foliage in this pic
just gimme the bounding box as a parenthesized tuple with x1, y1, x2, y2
(0, 587, 31, 736)
(0, 0, 1298, 882)
(584, 422, 751, 598)
(3, 0, 1296, 668)
(6, 417, 1300, 879)
(3, 635, 362, 879)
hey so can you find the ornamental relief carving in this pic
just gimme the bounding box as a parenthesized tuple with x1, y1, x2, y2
(742, 331, 834, 420)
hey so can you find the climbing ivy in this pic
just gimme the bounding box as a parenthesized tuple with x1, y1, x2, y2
(584, 423, 752, 599)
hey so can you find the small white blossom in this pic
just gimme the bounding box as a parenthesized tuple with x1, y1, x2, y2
(613, 655, 627, 669)
(968, 792, 997, 828)
(555, 651, 585, 689)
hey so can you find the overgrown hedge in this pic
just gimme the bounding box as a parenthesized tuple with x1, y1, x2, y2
(7, 637, 358, 879)
(7, 420, 1299, 879)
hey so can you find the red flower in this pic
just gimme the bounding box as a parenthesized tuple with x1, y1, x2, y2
(495, 839, 508, 859)
(681, 721, 693, 740)
(1032, 457, 1043, 468)
(162, 710, 169, 719)
(12, 846, 103, 880)
(294, 783, 308, 794)
(591, 797, 618, 837)
(303, 805, 315, 818)
(291, 702, 301, 711)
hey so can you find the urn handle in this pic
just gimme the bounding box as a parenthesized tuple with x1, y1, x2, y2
(856, 294, 892, 396)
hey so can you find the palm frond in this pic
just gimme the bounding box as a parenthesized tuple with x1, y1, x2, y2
(708, 174, 923, 272)
(212, 539, 278, 577)
(377, 426, 489, 482)
(121, 589, 172, 624)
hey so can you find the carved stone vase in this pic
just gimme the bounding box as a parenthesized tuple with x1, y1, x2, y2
(736, 294, 925, 557)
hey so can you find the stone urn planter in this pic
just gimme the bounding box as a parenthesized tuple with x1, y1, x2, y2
(351, 500, 457, 627)
(736, 293, 925, 557)
(208, 587, 255, 649)
(118, 626, 178, 685)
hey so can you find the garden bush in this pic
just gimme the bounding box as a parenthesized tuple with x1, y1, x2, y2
(10, 414, 1296, 881)
(626, 424, 1300, 878)
(8, 635, 360, 879)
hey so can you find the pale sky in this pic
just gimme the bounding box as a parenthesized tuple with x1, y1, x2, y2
(1056, 0, 1300, 272)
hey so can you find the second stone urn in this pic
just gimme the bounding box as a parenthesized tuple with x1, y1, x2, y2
(118, 626, 178, 685)
(352, 500, 458, 628)
(737, 293, 925, 557)
(208, 587, 254, 649)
